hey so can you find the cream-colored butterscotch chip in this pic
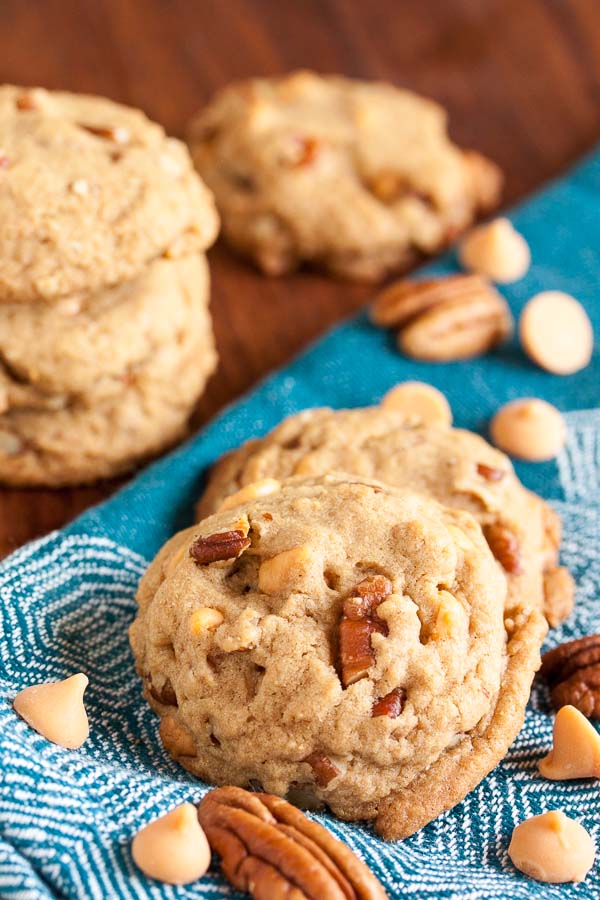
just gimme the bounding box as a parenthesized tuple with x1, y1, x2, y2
(218, 478, 281, 512)
(508, 810, 595, 883)
(131, 802, 210, 885)
(539, 705, 600, 780)
(431, 591, 465, 639)
(519, 291, 593, 375)
(159, 715, 196, 757)
(490, 399, 566, 461)
(459, 218, 530, 283)
(258, 545, 313, 594)
(13, 673, 89, 749)
(381, 382, 452, 427)
(190, 607, 224, 635)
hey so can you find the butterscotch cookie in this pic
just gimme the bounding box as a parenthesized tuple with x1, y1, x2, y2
(0, 255, 210, 406)
(0, 85, 218, 302)
(197, 407, 571, 627)
(131, 475, 544, 839)
(188, 71, 501, 281)
(0, 286, 216, 485)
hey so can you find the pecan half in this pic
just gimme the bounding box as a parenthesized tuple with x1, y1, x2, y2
(190, 529, 251, 565)
(198, 786, 388, 900)
(476, 462, 505, 482)
(372, 687, 405, 718)
(303, 752, 340, 788)
(483, 522, 522, 575)
(339, 576, 392, 687)
(371, 274, 513, 363)
(541, 634, 600, 719)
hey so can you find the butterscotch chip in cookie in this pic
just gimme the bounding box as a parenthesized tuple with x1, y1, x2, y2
(459, 218, 530, 283)
(539, 705, 600, 780)
(508, 811, 595, 883)
(188, 72, 501, 281)
(13, 673, 89, 749)
(381, 381, 452, 426)
(490, 399, 566, 461)
(131, 803, 211, 885)
(520, 291, 593, 375)
(131, 473, 546, 840)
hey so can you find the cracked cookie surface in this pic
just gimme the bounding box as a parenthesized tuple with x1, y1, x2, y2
(0, 85, 218, 301)
(188, 71, 501, 281)
(197, 406, 570, 627)
(130, 474, 544, 839)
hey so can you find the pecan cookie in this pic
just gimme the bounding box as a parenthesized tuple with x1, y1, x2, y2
(131, 474, 545, 840)
(0, 269, 216, 485)
(0, 254, 210, 406)
(188, 71, 501, 281)
(0, 85, 218, 302)
(197, 407, 572, 628)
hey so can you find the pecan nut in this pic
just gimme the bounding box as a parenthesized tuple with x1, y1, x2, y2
(339, 575, 392, 687)
(372, 687, 405, 718)
(541, 634, 600, 720)
(476, 462, 505, 482)
(303, 752, 340, 787)
(198, 786, 388, 899)
(190, 529, 251, 565)
(371, 274, 513, 362)
(483, 522, 522, 575)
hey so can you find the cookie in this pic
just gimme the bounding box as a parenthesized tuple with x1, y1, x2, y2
(0, 85, 218, 302)
(0, 287, 216, 485)
(130, 474, 545, 840)
(197, 406, 571, 627)
(188, 71, 501, 281)
(0, 254, 210, 406)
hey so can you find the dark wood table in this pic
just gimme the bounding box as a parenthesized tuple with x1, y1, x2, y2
(1, 0, 599, 556)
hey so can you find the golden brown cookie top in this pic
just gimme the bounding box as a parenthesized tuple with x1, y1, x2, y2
(0, 85, 218, 301)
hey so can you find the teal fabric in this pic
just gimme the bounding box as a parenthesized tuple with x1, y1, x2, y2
(1, 151, 599, 899)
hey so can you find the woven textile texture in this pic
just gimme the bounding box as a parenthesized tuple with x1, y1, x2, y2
(1, 151, 600, 899)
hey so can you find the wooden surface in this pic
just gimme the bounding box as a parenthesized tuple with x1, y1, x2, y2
(1, 0, 600, 556)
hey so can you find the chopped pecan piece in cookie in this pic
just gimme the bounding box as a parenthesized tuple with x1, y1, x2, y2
(198, 786, 388, 899)
(372, 687, 405, 718)
(476, 462, 505, 482)
(303, 752, 340, 787)
(339, 575, 392, 687)
(79, 122, 130, 143)
(190, 528, 251, 565)
(483, 522, 522, 575)
(541, 634, 600, 720)
(147, 675, 178, 707)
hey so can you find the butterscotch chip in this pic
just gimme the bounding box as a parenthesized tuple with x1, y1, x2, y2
(459, 218, 530, 283)
(520, 291, 593, 375)
(218, 478, 281, 512)
(131, 803, 211, 885)
(508, 811, 595, 883)
(13, 673, 89, 749)
(381, 381, 452, 426)
(490, 399, 566, 461)
(539, 705, 600, 780)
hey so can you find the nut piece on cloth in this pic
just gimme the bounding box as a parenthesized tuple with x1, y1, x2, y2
(459, 218, 530, 283)
(519, 291, 594, 375)
(197, 786, 388, 899)
(538, 705, 600, 780)
(371, 274, 513, 362)
(508, 811, 595, 883)
(12, 673, 89, 749)
(131, 803, 210, 885)
(130, 474, 546, 840)
(541, 634, 600, 719)
(380, 381, 452, 427)
(490, 399, 566, 461)
(188, 71, 502, 282)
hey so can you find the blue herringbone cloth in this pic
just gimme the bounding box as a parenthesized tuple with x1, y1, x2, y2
(1, 151, 600, 900)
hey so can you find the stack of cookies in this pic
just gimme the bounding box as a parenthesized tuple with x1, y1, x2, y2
(130, 402, 574, 841)
(0, 86, 219, 486)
